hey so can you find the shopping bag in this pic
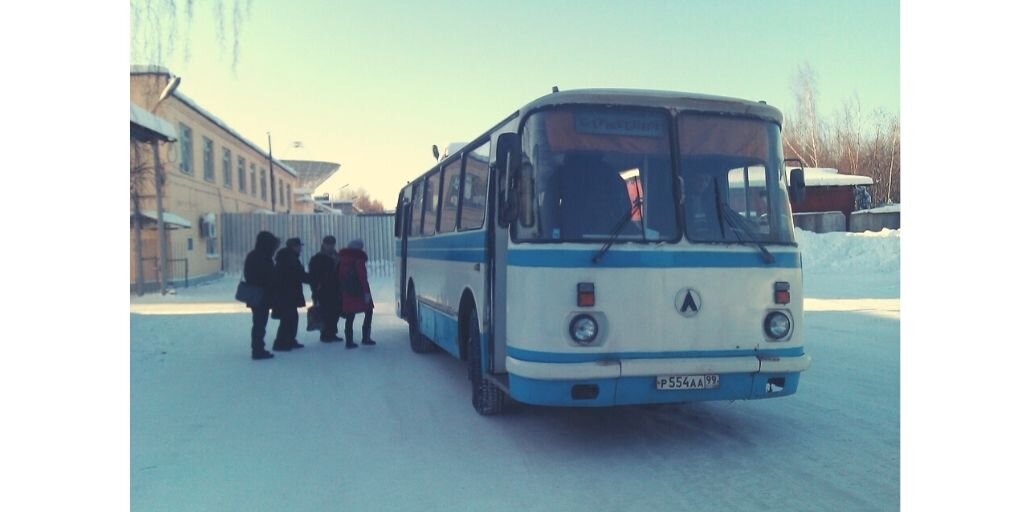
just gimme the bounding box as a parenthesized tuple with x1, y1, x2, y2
(234, 281, 263, 307)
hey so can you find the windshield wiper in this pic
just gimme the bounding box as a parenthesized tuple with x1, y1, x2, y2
(712, 181, 775, 264)
(592, 197, 642, 264)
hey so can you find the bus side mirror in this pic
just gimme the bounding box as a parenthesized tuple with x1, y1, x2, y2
(784, 158, 806, 204)
(789, 168, 806, 203)
(495, 133, 522, 228)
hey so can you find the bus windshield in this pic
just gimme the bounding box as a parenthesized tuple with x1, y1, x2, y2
(515, 107, 679, 242)
(678, 114, 795, 244)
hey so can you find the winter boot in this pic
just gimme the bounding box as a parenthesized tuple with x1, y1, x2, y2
(361, 338, 377, 346)
(345, 329, 357, 348)
(252, 349, 275, 360)
(272, 340, 292, 352)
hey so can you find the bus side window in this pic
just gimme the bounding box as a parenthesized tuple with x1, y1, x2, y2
(394, 190, 405, 237)
(410, 182, 423, 237)
(439, 158, 461, 233)
(460, 141, 490, 231)
(423, 171, 441, 236)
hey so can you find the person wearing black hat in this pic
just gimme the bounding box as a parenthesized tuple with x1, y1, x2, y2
(271, 237, 310, 351)
(309, 235, 343, 342)
(244, 231, 279, 360)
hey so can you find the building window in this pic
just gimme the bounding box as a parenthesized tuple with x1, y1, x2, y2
(236, 157, 247, 190)
(178, 123, 193, 174)
(202, 137, 215, 182)
(260, 168, 267, 201)
(206, 237, 218, 257)
(279, 178, 285, 206)
(250, 169, 256, 196)
(241, 163, 251, 193)
(222, 148, 233, 188)
(287, 184, 292, 210)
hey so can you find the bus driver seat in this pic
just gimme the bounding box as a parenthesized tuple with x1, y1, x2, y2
(556, 154, 632, 239)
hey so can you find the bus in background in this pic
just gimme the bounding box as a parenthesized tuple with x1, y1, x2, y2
(394, 89, 810, 415)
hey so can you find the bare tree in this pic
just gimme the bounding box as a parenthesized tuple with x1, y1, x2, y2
(834, 95, 864, 176)
(337, 187, 386, 213)
(785, 62, 823, 167)
(131, 140, 155, 295)
(783, 64, 900, 206)
(130, 0, 253, 70)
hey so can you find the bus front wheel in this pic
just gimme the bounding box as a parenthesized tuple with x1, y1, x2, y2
(467, 308, 505, 415)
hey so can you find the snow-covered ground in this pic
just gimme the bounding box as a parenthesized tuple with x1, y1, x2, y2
(131, 230, 899, 511)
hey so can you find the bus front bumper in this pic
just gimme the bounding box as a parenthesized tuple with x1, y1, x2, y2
(504, 354, 811, 406)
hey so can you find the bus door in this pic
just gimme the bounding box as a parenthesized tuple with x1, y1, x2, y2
(398, 194, 412, 317)
(488, 133, 518, 376)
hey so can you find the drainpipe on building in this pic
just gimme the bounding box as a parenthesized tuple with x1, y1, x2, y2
(133, 192, 146, 296)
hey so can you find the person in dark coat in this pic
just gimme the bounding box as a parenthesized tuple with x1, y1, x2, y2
(337, 239, 375, 348)
(271, 237, 310, 351)
(244, 231, 279, 360)
(308, 235, 343, 343)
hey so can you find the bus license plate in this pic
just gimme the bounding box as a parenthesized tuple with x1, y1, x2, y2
(656, 374, 720, 390)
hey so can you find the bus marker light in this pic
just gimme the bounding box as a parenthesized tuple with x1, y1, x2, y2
(774, 281, 791, 305)
(577, 283, 596, 307)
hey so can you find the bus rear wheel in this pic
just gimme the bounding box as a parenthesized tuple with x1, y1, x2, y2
(467, 308, 505, 415)
(406, 286, 437, 354)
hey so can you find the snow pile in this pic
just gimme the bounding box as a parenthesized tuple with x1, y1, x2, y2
(857, 203, 900, 214)
(796, 227, 900, 274)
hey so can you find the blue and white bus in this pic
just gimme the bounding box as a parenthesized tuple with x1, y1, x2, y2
(394, 89, 811, 415)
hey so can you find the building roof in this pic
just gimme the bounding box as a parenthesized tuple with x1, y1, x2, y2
(787, 167, 873, 187)
(280, 160, 341, 190)
(130, 65, 298, 177)
(130, 209, 192, 229)
(130, 102, 177, 141)
(727, 167, 873, 188)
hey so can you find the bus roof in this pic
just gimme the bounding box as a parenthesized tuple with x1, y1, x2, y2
(517, 89, 784, 125)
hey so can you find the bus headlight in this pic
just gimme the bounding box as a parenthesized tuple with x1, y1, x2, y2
(569, 314, 599, 344)
(764, 312, 792, 340)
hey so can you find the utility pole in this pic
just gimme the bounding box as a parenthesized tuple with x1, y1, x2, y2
(268, 132, 276, 212)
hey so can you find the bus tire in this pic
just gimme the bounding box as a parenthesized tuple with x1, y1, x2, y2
(407, 286, 437, 354)
(467, 308, 505, 415)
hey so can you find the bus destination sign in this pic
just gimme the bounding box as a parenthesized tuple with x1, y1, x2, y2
(575, 112, 665, 138)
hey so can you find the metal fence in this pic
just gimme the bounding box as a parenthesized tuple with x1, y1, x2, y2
(222, 213, 395, 276)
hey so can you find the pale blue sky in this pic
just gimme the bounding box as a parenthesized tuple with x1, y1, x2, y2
(134, 0, 899, 202)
